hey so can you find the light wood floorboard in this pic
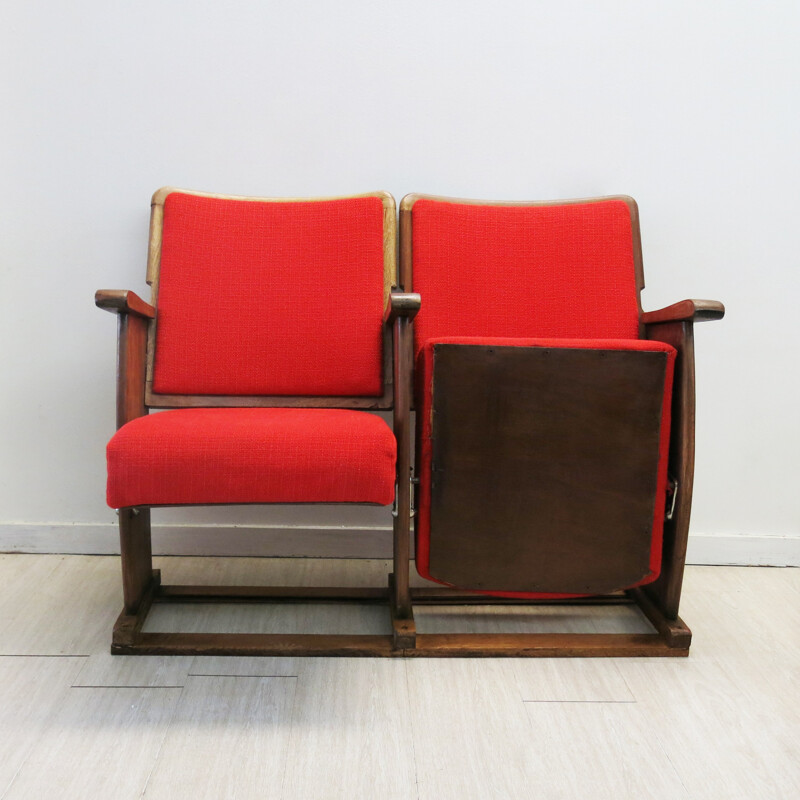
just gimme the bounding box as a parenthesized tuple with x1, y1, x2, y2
(189, 654, 299, 678)
(2, 686, 181, 800)
(414, 606, 638, 702)
(0, 656, 86, 797)
(405, 658, 544, 800)
(144, 600, 389, 635)
(415, 604, 597, 634)
(0, 555, 119, 655)
(510, 656, 635, 702)
(414, 602, 653, 635)
(681, 566, 800, 661)
(73, 652, 194, 688)
(281, 658, 416, 800)
(143, 676, 296, 799)
(154, 558, 398, 677)
(617, 567, 800, 799)
(522, 700, 689, 799)
(618, 658, 799, 799)
(156, 555, 398, 587)
(0, 556, 797, 799)
(0, 555, 63, 622)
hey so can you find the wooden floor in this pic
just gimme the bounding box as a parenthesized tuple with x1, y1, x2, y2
(0, 556, 797, 799)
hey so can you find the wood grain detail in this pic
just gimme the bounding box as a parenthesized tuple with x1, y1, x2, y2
(428, 344, 668, 594)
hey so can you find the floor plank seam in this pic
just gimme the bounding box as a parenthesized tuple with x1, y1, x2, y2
(186, 673, 300, 679)
(616, 663, 637, 702)
(0, 760, 26, 800)
(277, 672, 302, 800)
(521, 699, 638, 704)
(0, 654, 91, 659)
(71, 684, 186, 689)
(137, 681, 188, 799)
(403, 660, 422, 800)
(653, 732, 691, 796)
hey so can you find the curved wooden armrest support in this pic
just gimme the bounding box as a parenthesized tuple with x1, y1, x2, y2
(95, 290, 155, 319)
(642, 299, 725, 325)
(385, 292, 421, 324)
(96, 291, 150, 428)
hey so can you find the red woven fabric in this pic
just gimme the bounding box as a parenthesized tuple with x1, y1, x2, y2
(415, 337, 676, 598)
(107, 408, 396, 508)
(153, 193, 386, 396)
(411, 199, 641, 354)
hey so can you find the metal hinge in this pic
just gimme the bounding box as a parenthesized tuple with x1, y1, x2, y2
(391, 473, 417, 518)
(665, 476, 679, 521)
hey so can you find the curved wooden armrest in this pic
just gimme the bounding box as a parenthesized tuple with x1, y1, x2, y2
(385, 292, 421, 323)
(642, 299, 725, 325)
(95, 290, 155, 319)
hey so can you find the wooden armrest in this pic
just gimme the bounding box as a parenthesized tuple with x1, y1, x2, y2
(385, 292, 421, 323)
(642, 299, 725, 325)
(95, 290, 155, 319)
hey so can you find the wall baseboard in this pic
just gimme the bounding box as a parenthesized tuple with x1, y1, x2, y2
(684, 532, 800, 567)
(0, 524, 798, 567)
(0, 524, 395, 559)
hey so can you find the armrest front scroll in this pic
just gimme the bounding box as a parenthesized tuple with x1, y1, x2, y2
(95, 290, 155, 319)
(642, 299, 725, 325)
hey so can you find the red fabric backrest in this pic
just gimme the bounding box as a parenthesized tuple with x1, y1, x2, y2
(411, 198, 641, 352)
(152, 193, 387, 396)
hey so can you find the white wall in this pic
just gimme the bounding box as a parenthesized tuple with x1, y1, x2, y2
(1, 1, 798, 562)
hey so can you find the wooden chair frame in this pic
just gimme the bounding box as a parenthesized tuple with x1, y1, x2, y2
(97, 188, 423, 657)
(393, 193, 725, 657)
(97, 189, 723, 658)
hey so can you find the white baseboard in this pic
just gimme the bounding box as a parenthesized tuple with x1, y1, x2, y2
(684, 533, 800, 567)
(0, 523, 394, 559)
(0, 524, 798, 567)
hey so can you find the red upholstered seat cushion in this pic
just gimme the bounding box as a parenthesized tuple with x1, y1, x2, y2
(107, 409, 396, 508)
(415, 337, 676, 598)
(411, 198, 641, 355)
(153, 193, 386, 396)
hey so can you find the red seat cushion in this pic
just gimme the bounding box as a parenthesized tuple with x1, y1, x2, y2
(415, 337, 676, 598)
(107, 409, 396, 508)
(153, 193, 386, 396)
(411, 198, 641, 355)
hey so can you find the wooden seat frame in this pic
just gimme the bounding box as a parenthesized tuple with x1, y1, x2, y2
(97, 188, 425, 657)
(392, 194, 725, 658)
(97, 189, 723, 658)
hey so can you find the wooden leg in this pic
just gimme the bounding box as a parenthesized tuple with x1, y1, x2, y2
(118, 507, 154, 614)
(392, 315, 413, 621)
(629, 588, 692, 650)
(392, 497, 412, 620)
(112, 569, 160, 651)
(389, 573, 416, 649)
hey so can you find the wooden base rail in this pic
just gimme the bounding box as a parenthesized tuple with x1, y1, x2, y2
(111, 572, 690, 658)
